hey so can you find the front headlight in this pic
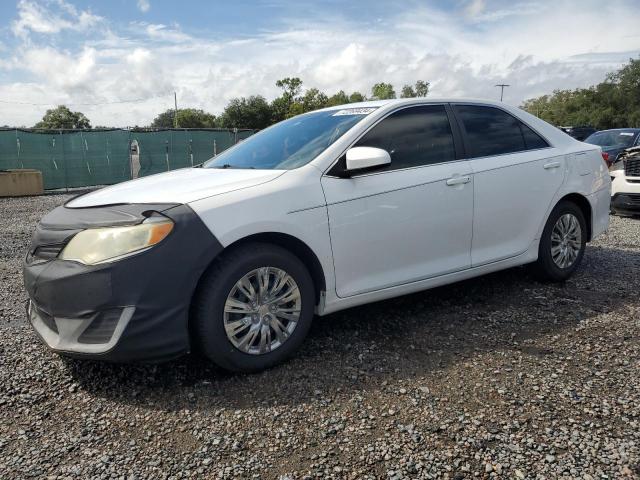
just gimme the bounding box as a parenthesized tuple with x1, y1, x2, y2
(59, 217, 174, 265)
(609, 159, 624, 172)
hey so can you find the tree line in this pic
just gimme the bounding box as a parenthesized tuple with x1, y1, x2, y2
(521, 58, 640, 129)
(31, 79, 430, 130)
(32, 57, 640, 132)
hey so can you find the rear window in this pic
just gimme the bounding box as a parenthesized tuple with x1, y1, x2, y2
(454, 105, 549, 158)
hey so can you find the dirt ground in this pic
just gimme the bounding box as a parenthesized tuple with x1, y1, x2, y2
(1, 194, 639, 479)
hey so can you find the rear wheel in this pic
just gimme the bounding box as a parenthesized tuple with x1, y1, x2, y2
(532, 201, 587, 282)
(192, 243, 315, 372)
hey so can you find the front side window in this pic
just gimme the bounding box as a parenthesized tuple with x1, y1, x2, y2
(203, 108, 376, 170)
(354, 105, 456, 170)
(454, 105, 549, 158)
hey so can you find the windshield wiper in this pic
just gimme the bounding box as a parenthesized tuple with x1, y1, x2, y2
(211, 164, 255, 169)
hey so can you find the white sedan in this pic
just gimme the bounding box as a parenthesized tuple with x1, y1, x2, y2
(24, 99, 611, 371)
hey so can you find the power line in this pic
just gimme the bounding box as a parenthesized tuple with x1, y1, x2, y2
(0, 92, 174, 107)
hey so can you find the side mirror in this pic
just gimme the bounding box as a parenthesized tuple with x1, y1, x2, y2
(345, 146, 391, 174)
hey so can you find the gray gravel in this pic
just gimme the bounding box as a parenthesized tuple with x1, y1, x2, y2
(1, 194, 639, 479)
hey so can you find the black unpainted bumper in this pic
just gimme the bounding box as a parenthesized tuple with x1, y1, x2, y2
(23, 202, 223, 363)
(611, 193, 640, 214)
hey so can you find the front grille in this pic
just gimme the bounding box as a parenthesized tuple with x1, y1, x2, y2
(26, 223, 78, 264)
(625, 156, 640, 177)
(33, 244, 64, 260)
(77, 309, 122, 344)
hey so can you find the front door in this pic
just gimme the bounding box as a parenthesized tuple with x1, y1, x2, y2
(321, 104, 474, 298)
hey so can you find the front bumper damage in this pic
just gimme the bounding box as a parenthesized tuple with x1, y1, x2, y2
(23, 202, 223, 362)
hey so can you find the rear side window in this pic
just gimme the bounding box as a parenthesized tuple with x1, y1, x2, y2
(355, 105, 456, 170)
(454, 105, 549, 158)
(521, 123, 549, 150)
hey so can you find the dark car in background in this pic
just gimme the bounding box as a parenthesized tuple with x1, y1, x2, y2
(584, 128, 640, 165)
(560, 126, 597, 141)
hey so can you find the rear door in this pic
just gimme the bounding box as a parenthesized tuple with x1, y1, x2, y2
(452, 104, 565, 266)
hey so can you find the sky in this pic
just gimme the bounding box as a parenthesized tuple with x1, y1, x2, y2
(0, 0, 639, 127)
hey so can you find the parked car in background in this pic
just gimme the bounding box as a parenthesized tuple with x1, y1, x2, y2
(24, 99, 611, 372)
(610, 146, 640, 215)
(560, 126, 597, 141)
(584, 128, 640, 166)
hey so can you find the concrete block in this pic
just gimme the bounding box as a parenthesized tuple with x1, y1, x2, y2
(0, 169, 44, 197)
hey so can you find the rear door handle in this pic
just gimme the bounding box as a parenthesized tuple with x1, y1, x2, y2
(446, 175, 471, 186)
(544, 161, 561, 169)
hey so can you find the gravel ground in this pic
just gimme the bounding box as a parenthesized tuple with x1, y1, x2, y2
(1, 194, 639, 479)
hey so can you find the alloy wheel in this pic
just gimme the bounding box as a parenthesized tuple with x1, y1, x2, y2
(550, 213, 582, 269)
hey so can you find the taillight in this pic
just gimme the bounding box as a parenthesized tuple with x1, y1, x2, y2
(601, 151, 611, 167)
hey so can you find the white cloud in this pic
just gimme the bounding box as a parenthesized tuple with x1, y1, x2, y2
(23, 46, 97, 91)
(11, 0, 101, 38)
(141, 23, 192, 43)
(464, 0, 486, 18)
(1, 0, 639, 127)
(137, 0, 150, 13)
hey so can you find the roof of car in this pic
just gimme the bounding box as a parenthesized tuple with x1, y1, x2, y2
(321, 98, 507, 111)
(592, 128, 640, 133)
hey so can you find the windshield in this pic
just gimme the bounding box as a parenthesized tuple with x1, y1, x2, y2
(585, 130, 638, 148)
(203, 107, 376, 170)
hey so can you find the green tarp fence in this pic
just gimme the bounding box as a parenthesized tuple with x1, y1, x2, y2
(0, 128, 256, 190)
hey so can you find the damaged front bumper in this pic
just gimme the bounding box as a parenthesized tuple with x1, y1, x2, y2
(27, 301, 135, 355)
(23, 202, 223, 363)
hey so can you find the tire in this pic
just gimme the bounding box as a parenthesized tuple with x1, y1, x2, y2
(192, 242, 315, 372)
(532, 201, 587, 282)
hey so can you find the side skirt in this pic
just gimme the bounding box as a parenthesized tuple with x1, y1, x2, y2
(316, 241, 539, 316)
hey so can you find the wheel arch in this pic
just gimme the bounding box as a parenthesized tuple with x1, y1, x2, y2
(556, 192, 593, 241)
(196, 232, 327, 306)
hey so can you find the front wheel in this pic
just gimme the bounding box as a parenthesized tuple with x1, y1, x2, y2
(192, 243, 315, 372)
(532, 201, 587, 282)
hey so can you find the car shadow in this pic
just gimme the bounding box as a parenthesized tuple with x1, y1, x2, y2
(64, 244, 638, 410)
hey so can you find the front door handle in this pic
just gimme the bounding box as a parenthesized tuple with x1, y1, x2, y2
(544, 161, 561, 169)
(446, 175, 471, 186)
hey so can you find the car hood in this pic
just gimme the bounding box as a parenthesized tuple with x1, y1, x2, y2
(66, 168, 286, 208)
(601, 145, 623, 153)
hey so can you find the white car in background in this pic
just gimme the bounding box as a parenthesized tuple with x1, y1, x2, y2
(24, 99, 611, 372)
(609, 146, 640, 215)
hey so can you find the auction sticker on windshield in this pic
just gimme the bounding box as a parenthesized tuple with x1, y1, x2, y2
(332, 107, 378, 116)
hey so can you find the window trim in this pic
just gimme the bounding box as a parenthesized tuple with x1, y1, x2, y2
(450, 103, 552, 160)
(324, 103, 463, 178)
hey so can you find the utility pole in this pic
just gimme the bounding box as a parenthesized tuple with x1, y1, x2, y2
(174, 91, 178, 128)
(495, 84, 510, 102)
